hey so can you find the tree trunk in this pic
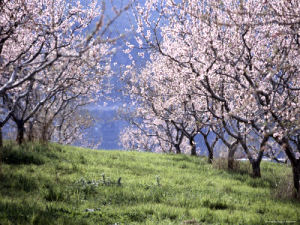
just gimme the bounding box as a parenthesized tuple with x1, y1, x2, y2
(228, 151, 235, 170)
(208, 150, 213, 164)
(27, 121, 34, 142)
(228, 143, 238, 170)
(16, 121, 25, 145)
(190, 138, 197, 156)
(249, 135, 269, 178)
(0, 126, 3, 148)
(251, 161, 261, 178)
(0, 126, 3, 173)
(228, 158, 234, 170)
(275, 137, 300, 198)
(174, 144, 181, 154)
(202, 131, 215, 164)
(41, 124, 49, 143)
(239, 138, 263, 178)
(292, 160, 300, 198)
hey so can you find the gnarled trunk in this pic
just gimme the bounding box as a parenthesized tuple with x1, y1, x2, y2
(0, 126, 3, 148)
(228, 142, 238, 170)
(27, 121, 35, 142)
(190, 138, 197, 156)
(251, 161, 261, 178)
(208, 150, 213, 164)
(250, 135, 269, 178)
(41, 124, 50, 143)
(16, 121, 25, 145)
(275, 137, 300, 198)
(292, 161, 300, 198)
(0, 126, 2, 173)
(240, 137, 266, 178)
(201, 129, 217, 164)
(174, 143, 181, 154)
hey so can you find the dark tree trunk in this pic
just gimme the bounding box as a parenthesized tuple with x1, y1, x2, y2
(239, 138, 264, 178)
(174, 144, 181, 154)
(275, 137, 300, 198)
(208, 150, 213, 164)
(0, 126, 2, 175)
(228, 142, 238, 170)
(292, 161, 300, 198)
(228, 158, 234, 170)
(251, 161, 261, 178)
(16, 121, 25, 145)
(249, 135, 269, 178)
(0, 126, 3, 148)
(190, 138, 197, 156)
(27, 121, 34, 142)
(41, 124, 49, 143)
(201, 130, 216, 164)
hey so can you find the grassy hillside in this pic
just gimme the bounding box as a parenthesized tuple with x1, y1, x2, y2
(0, 142, 299, 225)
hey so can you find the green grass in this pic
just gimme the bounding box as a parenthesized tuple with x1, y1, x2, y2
(0, 142, 299, 225)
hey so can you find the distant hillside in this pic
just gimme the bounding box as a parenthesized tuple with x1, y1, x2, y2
(88, 107, 128, 149)
(0, 142, 299, 225)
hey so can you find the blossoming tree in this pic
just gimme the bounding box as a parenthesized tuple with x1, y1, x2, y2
(126, 0, 300, 196)
(0, 0, 130, 145)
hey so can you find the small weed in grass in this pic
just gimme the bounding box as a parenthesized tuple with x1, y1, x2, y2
(44, 184, 65, 201)
(79, 155, 87, 164)
(202, 199, 229, 210)
(75, 175, 122, 187)
(123, 210, 147, 222)
(222, 185, 233, 194)
(182, 219, 201, 225)
(55, 163, 79, 174)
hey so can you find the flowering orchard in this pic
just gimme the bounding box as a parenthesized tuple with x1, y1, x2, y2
(0, 0, 129, 146)
(121, 0, 300, 197)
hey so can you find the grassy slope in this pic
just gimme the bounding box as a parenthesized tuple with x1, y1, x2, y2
(0, 142, 299, 225)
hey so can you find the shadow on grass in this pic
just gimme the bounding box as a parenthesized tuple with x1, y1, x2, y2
(0, 142, 65, 165)
(0, 201, 89, 225)
(0, 172, 38, 193)
(1, 145, 45, 165)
